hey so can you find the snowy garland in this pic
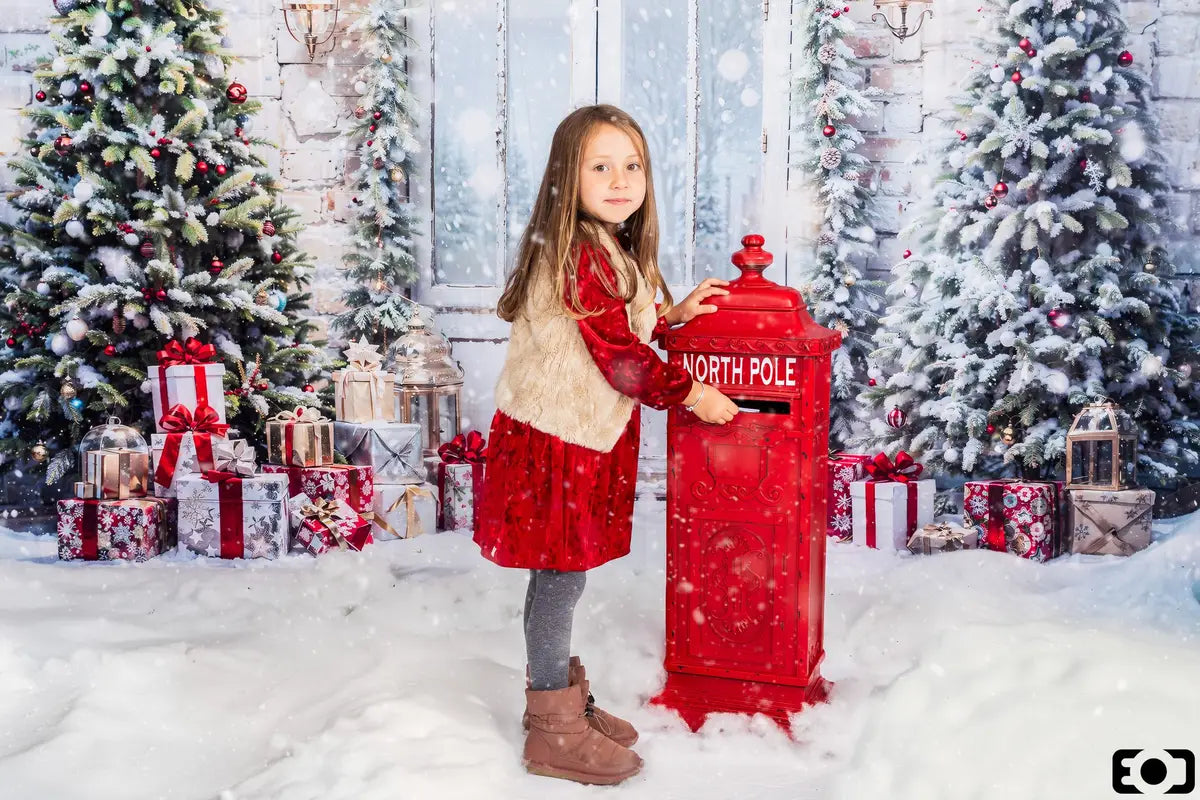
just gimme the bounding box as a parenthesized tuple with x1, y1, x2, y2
(791, 1, 883, 448)
(333, 0, 423, 354)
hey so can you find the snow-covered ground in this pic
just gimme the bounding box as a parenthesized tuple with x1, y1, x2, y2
(0, 500, 1197, 800)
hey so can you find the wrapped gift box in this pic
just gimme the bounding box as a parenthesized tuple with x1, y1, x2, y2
(436, 431, 486, 532)
(261, 463, 374, 516)
(906, 521, 978, 555)
(149, 338, 226, 435)
(57, 497, 177, 561)
(850, 479, 935, 550)
(334, 421, 422, 485)
(826, 453, 871, 540)
(290, 494, 372, 555)
(371, 482, 438, 540)
(176, 472, 289, 559)
(1065, 488, 1155, 556)
(332, 339, 395, 423)
(83, 448, 150, 499)
(963, 479, 1065, 562)
(150, 431, 231, 497)
(265, 407, 335, 467)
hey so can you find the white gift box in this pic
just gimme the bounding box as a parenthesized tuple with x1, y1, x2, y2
(150, 432, 231, 497)
(149, 363, 227, 433)
(850, 479, 935, 551)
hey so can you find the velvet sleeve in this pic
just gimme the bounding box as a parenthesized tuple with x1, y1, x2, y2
(572, 246, 693, 410)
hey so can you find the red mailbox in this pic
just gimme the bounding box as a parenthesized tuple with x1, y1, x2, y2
(650, 234, 841, 732)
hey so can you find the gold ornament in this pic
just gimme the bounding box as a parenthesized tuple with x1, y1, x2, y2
(60, 382, 76, 399)
(1143, 262, 1157, 274)
(112, 314, 126, 335)
(31, 441, 49, 462)
(380, 53, 393, 63)
(1001, 425, 1015, 445)
(255, 290, 269, 305)
(389, 167, 404, 183)
(842, 274, 857, 287)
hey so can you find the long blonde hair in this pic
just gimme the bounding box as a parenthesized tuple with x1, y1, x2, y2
(496, 104, 674, 322)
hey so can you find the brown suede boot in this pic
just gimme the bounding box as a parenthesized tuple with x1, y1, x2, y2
(522, 685, 643, 785)
(568, 656, 640, 747)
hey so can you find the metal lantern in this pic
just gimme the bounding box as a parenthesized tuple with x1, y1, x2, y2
(872, 0, 933, 42)
(1065, 401, 1138, 491)
(281, 0, 340, 62)
(392, 314, 464, 459)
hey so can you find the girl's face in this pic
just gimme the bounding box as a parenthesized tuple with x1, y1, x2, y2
(577, 123, 647, 230)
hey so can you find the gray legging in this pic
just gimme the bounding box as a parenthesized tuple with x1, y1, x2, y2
(523, 569, 587, 691)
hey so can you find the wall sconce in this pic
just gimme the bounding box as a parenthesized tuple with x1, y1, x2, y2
(282, 0, 341, 62)
(872, 0, 933, 43)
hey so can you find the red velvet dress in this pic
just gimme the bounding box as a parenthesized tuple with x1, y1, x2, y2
(474, 245, 693, 572)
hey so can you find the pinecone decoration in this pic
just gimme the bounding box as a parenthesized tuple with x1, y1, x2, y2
(817, 43, 837, 65)
(112, 314, 126, 335)
(255, 290, 269, 305)
(822, 79, 844, 100)
(817, 231, 837, 247)
(820, 147, 843, 170)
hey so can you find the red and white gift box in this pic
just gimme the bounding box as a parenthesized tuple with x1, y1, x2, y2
(963, 479, 1065, 562)
(149, 338, 226, 434)
(56, 497, 177, 561)
(436, 431, 486, 531)
(849, 452, 934, 550)
(150, 402, 231, 497)
(261, 463, 374, 516)
(289, 494, 373, 555)
(826, 453, 871, 540)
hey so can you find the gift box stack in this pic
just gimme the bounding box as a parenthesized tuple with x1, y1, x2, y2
(329, 338, 437, 540)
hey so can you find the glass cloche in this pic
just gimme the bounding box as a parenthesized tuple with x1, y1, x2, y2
(79, 416, 149, 482)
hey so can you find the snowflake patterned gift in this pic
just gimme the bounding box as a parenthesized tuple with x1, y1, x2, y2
(333, 420, 422, 485)
(175, 472, 289, 559)
(825, 453, 871, 541)
(261, 463, 374, 516)
(1065, 488, 1155, 557)
(289, 494, 372, 555)
(56, 497, 177, 562)
(962, 479, 1066, 562)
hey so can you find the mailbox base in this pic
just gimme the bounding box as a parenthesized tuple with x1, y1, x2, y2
(650, 670, 832, 734)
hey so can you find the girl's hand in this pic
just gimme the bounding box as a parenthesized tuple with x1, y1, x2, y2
(668, 278, 731, 325)
(683, 381, 739, 425)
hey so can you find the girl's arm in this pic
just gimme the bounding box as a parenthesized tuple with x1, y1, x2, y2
(573, 246, 693, 410)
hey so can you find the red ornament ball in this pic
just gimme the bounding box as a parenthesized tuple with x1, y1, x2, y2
(242, 137, 251, 145)
(79, 81, 90, 93)
(5, 337, 14, 347)
(261, 219, 276, 236)
(843, 4, 849, 10)
(868, 378, 877, 387)
(822, 124, 836, 137)
(369, 124, 377, 133)
(992, 181, 1009, 198)
(302, 384, 315, 393)
(210, 257, 223, 271)
(986, 424, 996, 434)
(155, 288, 167, 301)
(1080, 90, 1092, 102)
(271, 251, 282, 264)
(1026, 48, 1037, 58)
(53, 134, 72, 156)
(196, 161, 209, 173)
(35, 90, 46, 102)
(984, 194, 998, 209)
(903, 249, 912, 259)
(886, 406, 907, 429)
(366, 139, 373, 147)
(145, 45, 152, 52)
(215, 164, 226, 176)
(373, 111, 382, 120)
(150, 147, 161, 159)
(1018, 38, 1030, 50)
(1011, 71, 1022, 83)
(832, 9, 840, 17)
(1117, 50, 1133, 66)
(226, 82, 248, 104)
(103, 344, 116, 356)
(256, 381, 269, 391)
(140, 240, 154, 258)
(1079, 158, 1088, 169)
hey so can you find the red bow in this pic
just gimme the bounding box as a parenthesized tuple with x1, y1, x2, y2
(438, 431, 487, 464)
(159, 402, 230, 436)
(864, 451, 923, 483)
(201, 469, 241, 484)
(156, 337, 217, 367)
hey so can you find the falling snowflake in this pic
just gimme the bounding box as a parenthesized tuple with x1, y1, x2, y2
(1084, 159, 1106, 192)
(996, 97, 1050, 157)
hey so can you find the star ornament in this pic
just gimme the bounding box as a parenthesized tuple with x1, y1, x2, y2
(343, 337, 384, 370)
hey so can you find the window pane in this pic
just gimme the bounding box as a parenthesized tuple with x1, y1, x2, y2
(619, 2, 688, 286)
(433, 0, 500, 286)
(506, 0, 572, 270)
(697, 1, 763, 276)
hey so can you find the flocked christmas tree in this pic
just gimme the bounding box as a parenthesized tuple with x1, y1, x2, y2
(0, 0, 326, 484)
(859, 0, 1200, 482)
(332, 0, 421, 354)
(792, 0, 882, 449)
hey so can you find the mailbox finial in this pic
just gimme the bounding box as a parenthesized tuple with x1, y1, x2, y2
(732, 233, 773, 280)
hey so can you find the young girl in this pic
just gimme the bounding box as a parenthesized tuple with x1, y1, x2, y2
(475, 104, 740, 785)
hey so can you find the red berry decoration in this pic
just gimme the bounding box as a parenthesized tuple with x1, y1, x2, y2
(1117, 50, 1133, 66)
(373, 110, 382, 120)
(1079, 158, 1088, 169)
(196, 161, 209, 173)
(984, 194, 998, 209)
(832, 9, 840, 16)
(5, 337, 14, 347)
(1026, 48, 1037, 58)
(215, 164, 226, 176)
(155, 288, 167, 301)
(261, 219, 276, 236)
(242, 137, 251, 145)
(1011, 71, 1022, 83)
(271, 251, 282, 264)
(992, 181, 1009, 198)
(366, 139, 373, 147)
(103, 344, 116, 356)
(302, 384, 315, 393)
(226, 81, 248, 104)
(1080, 90, 1092, 102)
(369, 124, 377, 133)
(903, 249, 912, 259)
(1018, 38, 1030, 51)
(986, 424, 996, 434)
(150, 147, 161, 159)
(822, 124, 836, 137)
(886, 406, 907, 429)
(140, 240, 154, 258)
(843, 4, 849, 10)
(146, 45, 152, 52)
(35, 90, 46, 102)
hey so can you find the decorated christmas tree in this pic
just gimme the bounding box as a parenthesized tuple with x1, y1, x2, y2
(859, 0, 1200, 482)
(332, 0, 421, 353)
(792, 0, 882, 449)
(0, 0, 326, 484)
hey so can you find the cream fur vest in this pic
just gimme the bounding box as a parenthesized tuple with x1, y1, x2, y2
(494, 227, 659, 453)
